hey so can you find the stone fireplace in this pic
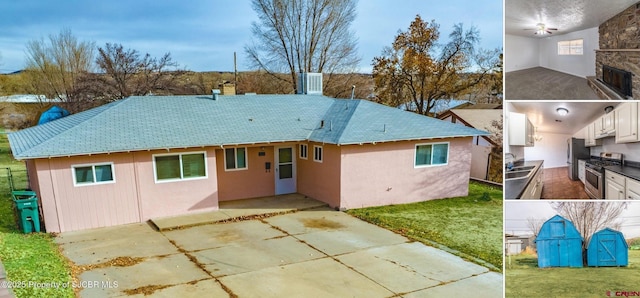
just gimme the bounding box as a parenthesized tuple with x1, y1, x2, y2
(590, 2, 640, 99)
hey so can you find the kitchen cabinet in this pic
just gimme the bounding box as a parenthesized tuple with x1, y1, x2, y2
(594, 112, 615, 139)
(603, 112, 615, 133)
(585, 122, 601, 147)
(509, 112, 534, 147)
(605, 170, 626, 200)
(578, 160, 586, 184)
(615, 102, 639, 143)
(522, 166, 544, 199)
(627, 178, 640, 200)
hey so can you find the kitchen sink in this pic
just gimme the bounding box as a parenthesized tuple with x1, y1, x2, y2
(505, 170, 532, 180)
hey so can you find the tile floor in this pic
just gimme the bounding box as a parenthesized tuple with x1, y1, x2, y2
(540, 167, 590, 199)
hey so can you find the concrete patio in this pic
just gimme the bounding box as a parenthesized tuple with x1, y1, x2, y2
(56, 202, 503, 297)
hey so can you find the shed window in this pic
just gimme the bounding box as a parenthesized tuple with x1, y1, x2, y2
(154, 152, 207, 182)
(73, 163, 115, 186)
(313, 145, 323, 162)
(415, 143, 449, 167)
(225, 148, 247, 170)
(299, 144, 308, 159)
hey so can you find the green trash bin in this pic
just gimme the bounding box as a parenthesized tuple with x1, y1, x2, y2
(11, 191, 41, 233)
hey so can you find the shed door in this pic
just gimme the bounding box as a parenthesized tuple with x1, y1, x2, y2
(597, 234, 617, 266)
(275, 147, 296, 195)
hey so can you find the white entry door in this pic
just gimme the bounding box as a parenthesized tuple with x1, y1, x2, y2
(275, 146, 296, 195)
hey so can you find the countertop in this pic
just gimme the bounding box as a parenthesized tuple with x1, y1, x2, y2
(505, 160, 544, 200)
(603, 163, 640, 181)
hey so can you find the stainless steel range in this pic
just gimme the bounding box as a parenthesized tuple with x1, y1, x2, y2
(585, 152, 623, 199)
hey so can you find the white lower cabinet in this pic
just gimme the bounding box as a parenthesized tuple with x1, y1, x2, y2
(627, 178, 640, 200)
(605, 169, 640, 200)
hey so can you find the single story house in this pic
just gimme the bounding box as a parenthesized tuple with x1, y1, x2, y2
(8, 83, 489, 232)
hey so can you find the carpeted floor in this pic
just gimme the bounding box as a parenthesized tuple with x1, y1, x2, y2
(505, 67, 600, 100)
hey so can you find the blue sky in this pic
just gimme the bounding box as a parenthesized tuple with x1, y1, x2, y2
(0, 0, 503, 73)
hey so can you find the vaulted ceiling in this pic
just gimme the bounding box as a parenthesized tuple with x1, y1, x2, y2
(505, 0, 638, 38)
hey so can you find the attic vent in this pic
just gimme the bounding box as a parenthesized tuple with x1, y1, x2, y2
(297, 73, 323, 95)
(212, 89, 221, 100)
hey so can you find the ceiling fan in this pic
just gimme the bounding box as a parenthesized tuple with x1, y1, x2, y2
(525, 23, 558, 35)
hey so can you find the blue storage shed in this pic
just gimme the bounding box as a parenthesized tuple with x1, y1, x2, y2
(535, 215, 583, 268)
(587, 228, 628, 267)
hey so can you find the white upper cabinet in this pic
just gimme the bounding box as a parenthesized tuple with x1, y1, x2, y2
(615, 102, 639, 144)
(509, 112, 534, 147)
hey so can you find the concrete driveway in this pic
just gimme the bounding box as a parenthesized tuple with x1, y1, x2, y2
(56, 207, 503, 297)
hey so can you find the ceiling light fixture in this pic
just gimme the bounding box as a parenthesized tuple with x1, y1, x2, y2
(556, 108, 569, 116)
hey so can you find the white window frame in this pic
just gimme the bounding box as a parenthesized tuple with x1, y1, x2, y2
(313, 145, 323, 163)
(223, 147, 248, 171)
(414, 142, 450, 168)
(72, 162, 116, 187)
(153, 151, 208, 183)
(558, 39, 583, 56)
(299, 144, 308, 160)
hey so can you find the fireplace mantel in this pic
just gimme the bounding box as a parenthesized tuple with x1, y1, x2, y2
(595, 49, 640, 52)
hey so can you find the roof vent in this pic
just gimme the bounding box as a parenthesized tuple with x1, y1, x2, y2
(297, 73, 323, 95)
(212, 89, 221, 100)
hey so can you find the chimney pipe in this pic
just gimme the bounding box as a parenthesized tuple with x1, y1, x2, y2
(350, 85, 355, 100)
(212, 89, 221, 100)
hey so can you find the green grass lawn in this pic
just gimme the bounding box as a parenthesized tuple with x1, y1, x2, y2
(347, 181, 503, 271)
(506, 251, 640, 297)
(0, 129, 74, 298)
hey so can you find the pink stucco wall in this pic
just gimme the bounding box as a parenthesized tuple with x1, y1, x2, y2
(133, 148, 218, 220)
(216, 146, 275, 201)
(338, 137, 473, 209)
(31, 148, 218, 232)
(33, 153, 141, 232)
(297, 142, 341, 208)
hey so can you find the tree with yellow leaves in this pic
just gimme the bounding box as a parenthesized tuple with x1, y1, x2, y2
(372, 15, 501, 115)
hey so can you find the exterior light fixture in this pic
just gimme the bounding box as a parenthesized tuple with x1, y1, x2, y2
(556, 108, 569, 116)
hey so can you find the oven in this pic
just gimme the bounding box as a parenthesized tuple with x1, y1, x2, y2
(584, 166, 603, 199)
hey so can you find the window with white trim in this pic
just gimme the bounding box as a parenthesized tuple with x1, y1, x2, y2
(224, 147, 247, 170)
(299, 144, 308, 159)
(558, 39, 583, 55)
(313, 145, 323, 162)
(154, 152, 207, 182)
(73, 163, 115, 186)
(415, 143, 449, 167)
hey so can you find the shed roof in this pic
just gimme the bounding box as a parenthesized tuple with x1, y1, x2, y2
(535, 215, 583, 242)
(9, 94, 489, 159)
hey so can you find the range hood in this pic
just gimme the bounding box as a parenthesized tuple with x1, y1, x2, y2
(595, 130, 615, 139)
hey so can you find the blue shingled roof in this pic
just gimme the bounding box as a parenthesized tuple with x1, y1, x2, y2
(8, 95, 489, 159)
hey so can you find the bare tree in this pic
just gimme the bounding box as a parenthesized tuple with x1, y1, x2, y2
(91, 43, 184, 101)
(526, 216, 545, 238)
(551, 202, 627, 252)
(24, 28, 95, 111)
(372, 15, 501, 115)
(245, 0, 361, 94)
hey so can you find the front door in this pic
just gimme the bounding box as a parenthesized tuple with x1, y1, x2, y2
(275, 146, 296, 195)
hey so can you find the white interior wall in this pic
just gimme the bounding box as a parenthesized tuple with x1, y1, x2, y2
(591, 138, 640, 162)
(524, 132, 572, 168)
(505, 27, 599, 77)
(538, 27, 599, 78)
(505, 34, 539, 72)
